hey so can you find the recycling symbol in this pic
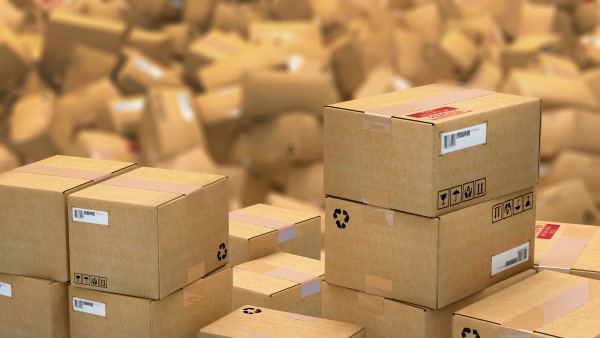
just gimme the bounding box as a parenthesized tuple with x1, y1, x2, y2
(461, 327, 480, 338)
(217, 243, 227, 261)
(333, 209, 349, 229)
(243, 307, 262, 314)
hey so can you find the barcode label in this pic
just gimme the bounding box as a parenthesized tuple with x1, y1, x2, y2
(134, 57, 163, 79)
(114, 99, 145, 112)
(491, 242, 529, 276)
(0, 282, 12, 298)
(72, 297, 106, 317)
(178, 92, 195, 122)
(72, 208, 109, 226)
(440, 123, 487, 154)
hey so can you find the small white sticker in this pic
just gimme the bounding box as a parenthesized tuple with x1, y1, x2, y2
(134, 57, 163, 79)
(72, 208, 109, 226)
(178, 92, 195, 122)
(491, 242, 529, 276)
(441, 123, 487, 155)
(114, 99, 145, 112)
(0, 282, 12, 298)
(72, 297, 106, 317)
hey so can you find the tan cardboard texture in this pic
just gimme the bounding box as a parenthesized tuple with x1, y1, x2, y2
(116, 50, 181, 94)
(232, 252, 324, 317)
(198, 306, 366, 338)
(0, 145, 19, 173)
(97, 96, 145, 136)
(0, 273, 69, 338)
(66, 130, 139, 163)
(322, 270, 535, 338)
(326, 187, 536, 309)
(542, 150, 600, 206)
(535, 221, 600, 279)
(68, 167, 228, 299)
(195, 86, 242, 127)
(69, 267, 232, 338)
(452, 270, 600, 337)
(324, 84, 541, 217)
(0, 156, 136, 282)
(229, 204, 321, 266)
(155, 147, 218, 175)
(536, 179, 599, 226)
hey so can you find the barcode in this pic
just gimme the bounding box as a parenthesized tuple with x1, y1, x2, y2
(74, 210, 83, 219)
(456, 130, 470, 138)
(443, 134, 457, 149)
(74, 299, 83, 309)
(505, 248, 527, 268)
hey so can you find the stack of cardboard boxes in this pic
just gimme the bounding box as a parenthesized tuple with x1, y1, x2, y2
(321, 84, 542, 337)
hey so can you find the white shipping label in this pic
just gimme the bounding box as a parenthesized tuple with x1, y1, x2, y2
(178, 92, 195, 122)
(491, 242, 529, 276)
(72, 208, 109, 226)
(440, 123, 487, 154)
(72, 297, 106, 317)
(114, 99, 145, 112)
(134, 57, 163, 79)
(0, 282, 12, 298)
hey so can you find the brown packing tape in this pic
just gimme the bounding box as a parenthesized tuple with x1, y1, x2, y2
(13, 164, 112, 182)
(236, 261, 321, 298)
(187, 261, 206, 284)
(183, 278, 205, 308)
(229, 210, 297, 243)
(500, 279, 600, 334)
(248, 334, 275, 338)
(364, 274, 393, 299)
(101, 176, 203, 195)
(357, 292, 384, 315)
(538, 225, 596, 273)
(284, 312, 318, 322)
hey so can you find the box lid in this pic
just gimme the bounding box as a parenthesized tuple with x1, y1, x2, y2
(233, 252, 324, 296)
(229, 204, 319, 240)
(69, 167, 225, 207)
(327, 84, 537, 125)
(199, 306, 365, 338)
(0, 155, 136, 193)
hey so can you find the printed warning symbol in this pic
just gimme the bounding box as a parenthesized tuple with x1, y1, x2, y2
(463, 181, 474, 201)
(474, 178, 486, 198)
(450, 186, 462, 206)
(74, 273, 82, 284)
(492, 204, 503, 223)
(513, 196, 523, 215)
(523, 192, 533, 211)
(82, 274, 90, 286)
(99, 277, 107, 288)
(438, 189, 450, 209)
(503, 200, 513, 218)
(91, 276, 98, 287)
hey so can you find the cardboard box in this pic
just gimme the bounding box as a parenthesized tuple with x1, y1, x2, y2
(248, 112, 323, 170)
(9, 91, 74, 161)
(155, 147, 218, 175)
(68, 167, 228, 299)
(61, 45, 118, 93)
(535, 221, 600, 278)
(137, 87, 206, 165)
(0, 156, 136, 282)
(57, 78, 119, 128)
(425, 29, 479, 81)
(353, 65, 395, 99)
(69, 267, 232, 338)
(198, 306, 365, 338)
(502, 34, 560, 71)
(0, 145, 20, 173)
(0, 27, 29, 91)
(400, 3, 442, 44)
(182, 0, 214, 29)
(195, 85, 242, 127)
(80, 0, 124, 20)
(452, 270, 600, 337)
(232, 252, 324, 316)
(0, 273, 69, 338)
(116, 50, 182, 95)
(515, 2, 557, 38)
(540, 108, 574, 160)
(466, 60, 503, 92)
(542, 151, 600, 206)
(185, 30, 247, 83)
(229, 204, 321, 266)
(322, 270, 535, 338)
(97, 96, 145, 136)
(67, 130, 139, 163)
(164, 22, 198, 58)
(285, 162, 324, 209)
(392, 28, 434, 85)
(127, 28, 173, 66)
(568, 110, 600, 154)
(503, 69, 599, 109)
(270, 0, 313, 20)
(329, 34, 369, 100)
(210, 2, 263, 37)
(537, 179, 599, 226)
(324, 84, 541, 217)
(249, 21, 322, 49)
(530, 53, 581, 78)
(326, 187, 537, 309)
(242, 70, 336, 120)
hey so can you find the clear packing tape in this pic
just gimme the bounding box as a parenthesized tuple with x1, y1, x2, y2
(229, 210, 297, 243)
(538, 224, 596, 273)
(236, 260, 321, 299)
(13, 163, 112, 182)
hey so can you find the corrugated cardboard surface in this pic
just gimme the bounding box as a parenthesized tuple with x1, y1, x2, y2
(229, 204, 320, 266)
(198, 306, 366, 338)
(0, 156, 136, 282)
(0, 273, 69, 338)
(542, 150, 600, 206)
(322, 270, 535, 338)
(453, 270, 600, 337)
(68, 167, 228, 299)
(535, 221, 600, 279)
(325, 187, 536, 309)
(536, 179, 599, 226)
(69, 267, 232, 338)
(232, 252, 324, 317)
(324, 84, 540, 217)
